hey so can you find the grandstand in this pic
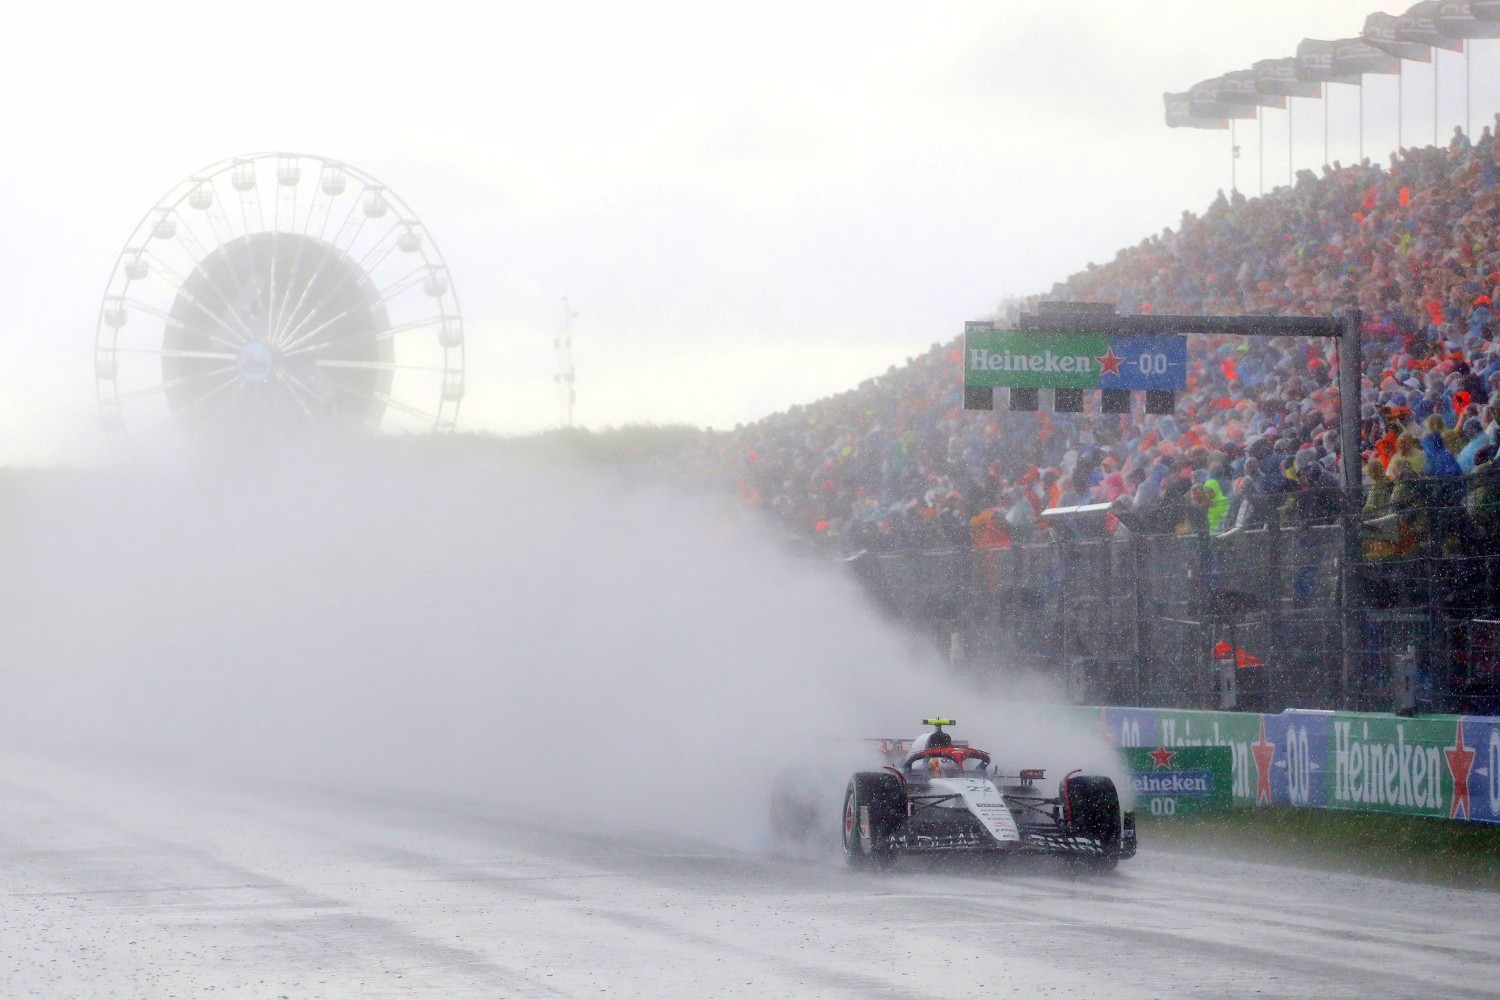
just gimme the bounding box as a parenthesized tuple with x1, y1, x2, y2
(721, 124, 1500, 547)
(711, 127, 1500, 717)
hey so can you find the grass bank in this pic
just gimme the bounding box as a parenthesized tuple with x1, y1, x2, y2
(1137, 807, 1500, 891)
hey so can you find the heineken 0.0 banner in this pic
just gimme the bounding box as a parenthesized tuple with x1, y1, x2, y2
(1123, 746, 1233, 817)
(1106, 706, 1330, 808)
(1326, 712, 1489, 821)
(1095, 705, 1500, 824)
(964, 330, 1187, 391)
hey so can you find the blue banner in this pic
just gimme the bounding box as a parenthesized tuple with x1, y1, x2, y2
(1098, 334, 1188, 391)
(1454, 714, 1500, 824)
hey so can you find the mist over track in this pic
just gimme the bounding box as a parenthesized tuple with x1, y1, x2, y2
(2, 446, 1488, 997)
(0, 445, 1116, 847)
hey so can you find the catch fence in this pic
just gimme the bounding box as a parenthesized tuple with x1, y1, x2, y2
(846, 479, 1500, 716)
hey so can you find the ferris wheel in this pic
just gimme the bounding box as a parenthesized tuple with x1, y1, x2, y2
(95, 152, 464, 440)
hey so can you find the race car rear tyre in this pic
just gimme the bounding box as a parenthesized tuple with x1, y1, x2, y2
(842, 772, 904, 869)
(1064, 774, 1122, 873)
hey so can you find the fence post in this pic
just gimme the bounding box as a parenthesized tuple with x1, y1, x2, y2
(1132, 532, 1150, 703)
(1268, 507, 1282, 596)
(1338, 308, 1365, 710)
(1197, 515, 1212, 607)
(1425, 486, 1441, 712)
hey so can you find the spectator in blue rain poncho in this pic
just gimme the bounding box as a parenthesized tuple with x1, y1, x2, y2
(1422, 419, 1463, 478)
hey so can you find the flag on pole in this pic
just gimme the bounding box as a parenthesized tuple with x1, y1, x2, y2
(1253, 57, 1322, 98)
(1164, 92, 1228, 129)
(1436, 0, 1500, 37)
(1188, 77, 1258, 119)
(1399, 2, 1467, 50)
(1295, 39, 1363, 83)
(1218, 69, 1287, 109)
(1212, 642, 1265, 669)
(1332, 37, 1403, 76)
(1364, 12, 1434, 60)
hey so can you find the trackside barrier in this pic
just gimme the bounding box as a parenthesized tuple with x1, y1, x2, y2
(1050, 705, 1500, 825)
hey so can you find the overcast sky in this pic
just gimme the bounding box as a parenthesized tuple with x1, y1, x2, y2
(2, 0, 1494, 463)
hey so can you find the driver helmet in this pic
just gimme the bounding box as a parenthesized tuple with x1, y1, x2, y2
(927, 755, 959, 776)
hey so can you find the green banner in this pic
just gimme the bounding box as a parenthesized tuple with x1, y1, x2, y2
(1008, 704, 1489, 823)
(1134, 708, 1271, 807)
(1098, 705, 1490, 822)
(963, 328, 1188, 390)
(1123, 746, 1234, 817)
(965, 330, 1112, 388)
(1326, 713, 1464, 819)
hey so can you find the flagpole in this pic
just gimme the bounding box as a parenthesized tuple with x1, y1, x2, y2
(1359, 80, 1365, 162)
(1435, 47, 1441, 147)
(1399, 59, 1405, 150)
(1289, 97, 1295, 185)
(1323, 83, 1330, 167)
(1258, 105, 1265, 195)
(1231, 118, 1238, 193)
(1465, 40, 1471, 136)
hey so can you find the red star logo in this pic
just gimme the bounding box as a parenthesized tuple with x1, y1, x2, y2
(1251, 717, 1276, 806)
(1094, 347, 1124, 378)
(1148, 746, 1175, 770)
(1445, 721, 1476, 820)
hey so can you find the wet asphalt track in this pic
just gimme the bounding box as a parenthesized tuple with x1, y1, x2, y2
(2, 752, 1495, 999)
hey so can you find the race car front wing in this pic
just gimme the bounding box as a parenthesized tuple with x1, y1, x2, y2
(886, 791, 1136, 859)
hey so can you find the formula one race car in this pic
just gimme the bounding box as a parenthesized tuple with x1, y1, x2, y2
(823, 719, 1135, 871)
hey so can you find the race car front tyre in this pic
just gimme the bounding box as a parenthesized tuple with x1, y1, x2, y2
(1063, 774, 1122, 872)
(842, 772, 904, 869)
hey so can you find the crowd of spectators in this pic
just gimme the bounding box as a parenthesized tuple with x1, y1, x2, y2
(701, 117, 1500, 559)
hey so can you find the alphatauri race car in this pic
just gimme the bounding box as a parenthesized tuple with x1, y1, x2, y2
(774, 719, 1135, 871)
